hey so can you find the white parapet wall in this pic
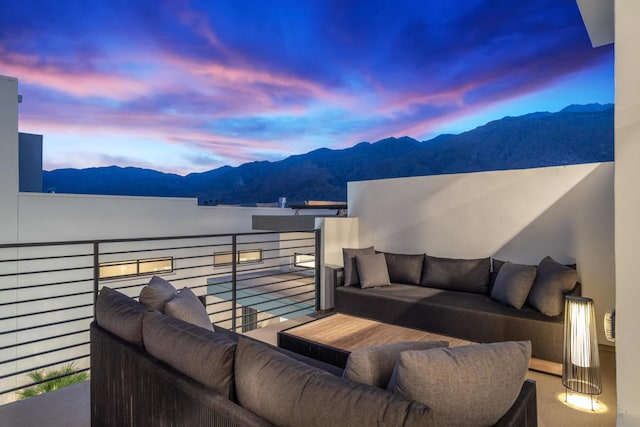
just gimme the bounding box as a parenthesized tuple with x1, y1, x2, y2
(348, 162, 615, 345)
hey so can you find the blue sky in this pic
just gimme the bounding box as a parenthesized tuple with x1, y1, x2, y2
(0, 0, 613, 175)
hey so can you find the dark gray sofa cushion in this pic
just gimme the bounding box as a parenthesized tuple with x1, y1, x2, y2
(342, 246, 375, 286)
(95, 286, 147, 346)
(164, 287, 213, 331)
(528, 256, 578, 316)
(388, 341, 531, 427)
(142, 310, 236, 399)
(490, 262, 537, 309)
(381, 252, 425, 285)
(234, 337, 434, 427)
(421, 255, 491, 294)
(139, 275, 178, 312)
(355, 253, 390, 289)
(343, 340, 448, 388)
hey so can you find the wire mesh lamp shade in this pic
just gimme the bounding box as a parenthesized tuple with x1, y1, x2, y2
(562, 296, 602, 397)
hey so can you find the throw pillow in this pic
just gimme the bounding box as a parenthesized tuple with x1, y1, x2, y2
(142, 310, 236, 399)
(355, 253, 391, 289)
(95, 286, 147, 346)
(164, 287, 213, 331)
(139, 275, 178, 312)
(342, 246, 375, 286)
(343, 340, 449, 388)
(527, 256, 578, 316)
(490, 262, 537, 309)
(381, 252, 425, 285)
(234, 337, 433, 427)
(388, 341, 531, 427)
(421, 255, 491, 294)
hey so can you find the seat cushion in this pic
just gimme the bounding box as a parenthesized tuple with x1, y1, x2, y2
(343, 340, 448, 388)
(490, 262, 537, 309)
(142, 310, 236, 399)
(388, 341, 531, 427)
(139, 275, 178, 312)
(355, 253, 391, 289)
(234, 337, 434, 427)
(95, 286, 147, 346)
(421, 255, 491, 294)
(527, 256, 578, 316)
(342, 246, 375, 286)
(164, 287, 213, 331)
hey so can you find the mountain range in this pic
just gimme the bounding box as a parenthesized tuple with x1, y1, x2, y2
(43, 103, 614, 205)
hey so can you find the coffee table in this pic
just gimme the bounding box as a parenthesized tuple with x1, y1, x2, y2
(277, 313, 474, 369)
(277, 313, 561, 375)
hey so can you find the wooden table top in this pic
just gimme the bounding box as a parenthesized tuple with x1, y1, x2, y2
(281, 313, 474, 352)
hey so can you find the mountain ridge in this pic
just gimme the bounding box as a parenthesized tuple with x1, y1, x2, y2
(43, 103, 614, 204)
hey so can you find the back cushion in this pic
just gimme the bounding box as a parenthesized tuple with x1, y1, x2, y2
(234, 338, 434, 427)
(527, 256, 578, 317)
(388, 341, 531, 427)
(421, 255, 491, 294)
(95, 286, 147, 346)
(381, 252, 425, 285)
(139, 276, 178, 312)
(142, 310, 236, 399)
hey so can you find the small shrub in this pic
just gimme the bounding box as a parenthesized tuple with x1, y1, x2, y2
(17, 363, 89, 399)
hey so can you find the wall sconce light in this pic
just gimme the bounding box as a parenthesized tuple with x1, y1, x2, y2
(563, 296, 602, 411)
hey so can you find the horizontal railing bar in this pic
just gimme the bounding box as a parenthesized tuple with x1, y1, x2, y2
(205, 283, 313, 307)
(0, 265, 93, 278)
(0, 316, 93, 336)
(0, 229, 317, 249)
(0, 341, 88, 366)
(0, 290, 93, 307)
(0, 302, 92, 321)
(232, 303, 315, 332)
(0, 354, 89, 382)
(206, 275, 313, 298)
(235, 236, 315, 247)
(0, 367, 90, 397)
(0, 252, 93, 264)
(98, 242, 232, 256)
(0, 277, 93, 293)
(0, 329, 88, 352)
(232, 288, 314, 307)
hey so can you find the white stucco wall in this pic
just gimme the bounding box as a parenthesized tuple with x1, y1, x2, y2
(348, 162, 615, 345)
(615, 0, 640, 424)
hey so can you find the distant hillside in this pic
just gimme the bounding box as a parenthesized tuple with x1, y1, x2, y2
(43, 104, 614, 204)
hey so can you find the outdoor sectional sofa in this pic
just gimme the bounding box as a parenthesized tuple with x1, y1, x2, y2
(91, 279, 538, 426)
(334, 248, 581, 364)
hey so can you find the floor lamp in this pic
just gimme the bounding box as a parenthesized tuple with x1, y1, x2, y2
(562, 295, 602, 411)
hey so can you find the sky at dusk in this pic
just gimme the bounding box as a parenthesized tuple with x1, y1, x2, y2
(0, 0, 614, 175)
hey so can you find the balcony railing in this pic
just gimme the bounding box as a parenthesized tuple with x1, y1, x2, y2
(0, 229, 320, 404)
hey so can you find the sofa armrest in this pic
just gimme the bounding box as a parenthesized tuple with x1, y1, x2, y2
(326, 264, 345, 287)
(493, 379, 537, 427)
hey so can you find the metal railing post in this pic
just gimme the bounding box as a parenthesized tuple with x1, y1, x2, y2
(314, 229, 322, 312)
(93, 242, 100, 318)
(231, 235, 237, 332)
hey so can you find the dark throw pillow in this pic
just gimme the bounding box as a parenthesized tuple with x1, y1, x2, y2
(342, 246, 375, 286)
(490, 262, 537, 309)
(381, 252, 425, 285)
(527, 256, 578, 317)
(421, 255, 491, 294)
(355, 253, 391, 289)
(139, 275, 178, 312)
(164, 287, 213, 331)
(343, 340, 448, 388)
